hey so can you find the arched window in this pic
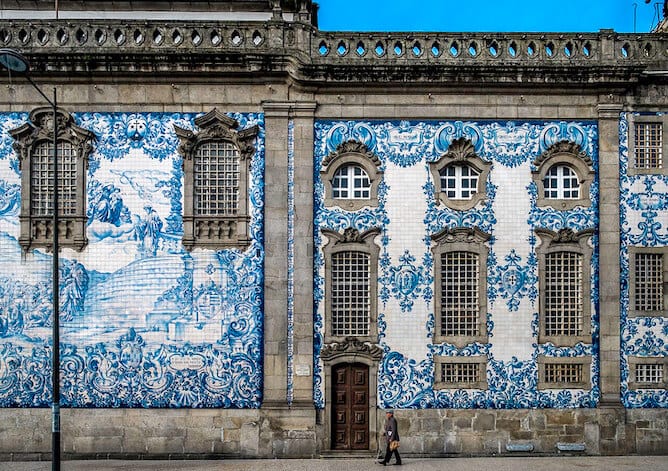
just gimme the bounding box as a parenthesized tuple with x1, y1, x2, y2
(321, 140, 382, 211)
(11, 108, 95, 252)
(332, 164, 371, 200)
(440, 164, 480, 200)
(175, 109, 259, 251)
(532, 141, 593, 210)
(543, 164, 579, 200)
(429, 137, 491, 211)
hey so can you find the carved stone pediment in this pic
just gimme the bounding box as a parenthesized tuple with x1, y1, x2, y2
(322, 226, 381, 246)
(321, 140, 381, 170)
(535, 227, 594, 248)
(174, 108, 259, 160)
(320, 338, 383, 362)
(431, 226, 491, 245)
(441, 137, 478, 162)
(533, 140, 592, 169)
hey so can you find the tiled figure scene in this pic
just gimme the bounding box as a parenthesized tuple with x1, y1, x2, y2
(0, 112, 265, 408)
(314, 119, 601, 409)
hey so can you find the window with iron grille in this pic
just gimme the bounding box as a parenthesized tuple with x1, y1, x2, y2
(432, 227, 490, 346)
(30, 141, 77, 217)
(536, 228, 593, 346)
(543, 164, 579, 200)
(332, 164, 371, 200)
(532, 141, 593, 210)
(634, 122, 663, 170)
(441, 251, 480, 337)
(634, 252, 664, 312)
(538, 356, 591, 389)
(331, 250, 370, 337)
(175, 109, 259, 251)
(635, 363, 663, 384)
(544, 251, 583, 337)
(440, 164, 479, 200)
(194, 141, 240, 216)
(628, 357, 668, 389)
(434, 355, 487, 389)
(323, 227, 380, 343)
(10, 108, 94, 252)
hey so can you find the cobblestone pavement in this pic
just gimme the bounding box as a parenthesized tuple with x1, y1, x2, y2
(0, 456, 667, 471)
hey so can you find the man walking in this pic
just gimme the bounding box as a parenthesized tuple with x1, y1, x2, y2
(378, 409, 401, 466)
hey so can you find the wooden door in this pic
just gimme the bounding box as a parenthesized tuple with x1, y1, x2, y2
(332, 363, 369, 450)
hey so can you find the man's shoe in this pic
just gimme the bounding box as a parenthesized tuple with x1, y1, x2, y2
(394, 462, 402, 466)
(376, 461, 386, 466)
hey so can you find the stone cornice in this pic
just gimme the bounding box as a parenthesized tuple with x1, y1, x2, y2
(0, 20, 665, 85)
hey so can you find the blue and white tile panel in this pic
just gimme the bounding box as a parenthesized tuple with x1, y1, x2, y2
(0, 112, 265, 408)
(314, 120, 600, 409)
(619, 112, 668, 408)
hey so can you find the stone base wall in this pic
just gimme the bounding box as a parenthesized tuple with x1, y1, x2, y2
(1, 407, 666, 460)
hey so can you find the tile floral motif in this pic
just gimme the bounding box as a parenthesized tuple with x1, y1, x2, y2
(314, 119, 599, 410)
(619, 112, 668, 408)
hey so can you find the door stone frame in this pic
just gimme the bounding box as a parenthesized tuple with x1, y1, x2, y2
(320, 338, 383, 453)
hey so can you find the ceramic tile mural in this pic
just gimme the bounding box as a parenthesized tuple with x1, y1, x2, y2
(619, 112, 668, 408)
(314, 120, 600, 409)
(0, 112, 265, 408)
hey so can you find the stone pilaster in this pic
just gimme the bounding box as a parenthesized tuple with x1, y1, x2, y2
(291, 102, 317, 407)
(597, 102, 624, 407)
(262, 102, 290, 407)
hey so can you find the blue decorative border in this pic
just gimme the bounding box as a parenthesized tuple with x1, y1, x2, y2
(619, 112, 668, 408)
(314, 120, 599, 409)
(287, 118, 295, 405)
(0, 112, 265, 408)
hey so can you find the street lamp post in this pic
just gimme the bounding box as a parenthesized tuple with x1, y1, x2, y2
(0, 48, 61, 471)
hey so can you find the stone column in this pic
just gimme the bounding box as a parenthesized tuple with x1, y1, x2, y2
(262, 102, 290, 407)
(291, 102, 317, 407)
(597, 102, 624, 406)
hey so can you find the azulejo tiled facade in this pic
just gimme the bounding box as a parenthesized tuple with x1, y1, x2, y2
(0, 0, 666, 460)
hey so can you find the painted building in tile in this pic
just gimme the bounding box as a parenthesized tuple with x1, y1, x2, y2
(0, 0, 666, 459)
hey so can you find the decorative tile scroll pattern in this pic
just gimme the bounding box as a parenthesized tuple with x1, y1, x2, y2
(0, 112, 265, 408)
(314, 120, 599, 409)
(619, 113, 668, 408)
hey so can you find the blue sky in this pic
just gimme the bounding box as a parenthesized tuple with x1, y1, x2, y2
(316, 0, 661, 33)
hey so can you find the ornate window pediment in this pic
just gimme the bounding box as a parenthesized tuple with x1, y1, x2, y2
(10, 107, 95, 252)
(429, 137, 491, 211)
(532, 140, 594, 210)
(321, 140, 383, 211)
(174, 109, 259, 251)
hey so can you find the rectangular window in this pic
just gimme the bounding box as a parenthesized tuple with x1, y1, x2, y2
(628, 357, 668, 389)
(634, 252, 664, 312)
(30, 142, 77, 217)
(331, 250, 370, 337)
(544, 252, 583, 337)
(544, 362, 582, 385)
(441, 251, 480, 337)
(194, 141, 240, 216)
(434, 356, 487, 389)
(634, 123, 663, 170)
(635, 363, 663, 384)
(538, 356, 591, 389)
